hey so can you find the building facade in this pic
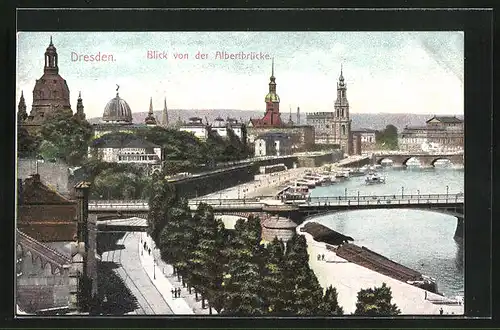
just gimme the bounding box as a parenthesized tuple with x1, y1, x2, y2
(306, 67, 352, 155)
(179, 117, 210, 140)
(399, 116, 464, 152)
(18, 37, 86, 134)
(210, 117, 246, 142)
(254, 132, 292, 157)
(351, 128, 378, 154)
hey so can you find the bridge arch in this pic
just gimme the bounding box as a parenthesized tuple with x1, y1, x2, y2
(401, 157, 421, 166)
(430, 157, 453, 166)
(376, 157, 393, 165)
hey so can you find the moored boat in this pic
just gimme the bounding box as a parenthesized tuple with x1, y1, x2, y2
(365, 171, 386, 184)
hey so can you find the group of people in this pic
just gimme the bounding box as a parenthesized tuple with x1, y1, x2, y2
(171, 288, 182, 299)
(317, 253, 326, 261)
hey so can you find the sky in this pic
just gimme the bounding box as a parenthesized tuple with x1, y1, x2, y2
(16, 32, 464, 119)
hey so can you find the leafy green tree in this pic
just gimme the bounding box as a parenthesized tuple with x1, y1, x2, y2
(318, 285, 344, 315)
(375, 124, 398, 150)
(17, 126, 41, 158)
(158, 199, 196, 281)
(147, 178, 178, 244)
(261, 237, 288, 314)
(222, 217, 265, 315)
(354, 282, 401, 316)
(283, 233, 324, 315)
(90, 169, 151, 200)
(187, 203, 226, 313)
(39, 111, 93, 166)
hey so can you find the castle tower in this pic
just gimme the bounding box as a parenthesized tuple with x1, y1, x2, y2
(144, 97, 157, 125)
(333, 65, 352, 155)
(161, 97, 169, 127)
(74, 91, 86, 120)
(17, 91, 27, 123)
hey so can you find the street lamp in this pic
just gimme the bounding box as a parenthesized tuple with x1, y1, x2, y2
(357, 190, 360, 205)
(401, 186, 404, 199)
(344, 188, 347, 199)
(153, 259, 156, 280)
(446, 185, 449, 201)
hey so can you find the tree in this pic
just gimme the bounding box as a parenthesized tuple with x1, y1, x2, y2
(158, 199, 195, 279)
(318, 285, 344, 315)
(187, 203, 226, 313)
(283, 233, 324, 315)
(17, 126, 41, 158)
(375, 124, 399, 150)
(147, 178, 178, 244)
(261, 237, 288, 314)
(354, 282, 401, 316)
(39, 111, 93, 166)
(221, 217, 266, 315)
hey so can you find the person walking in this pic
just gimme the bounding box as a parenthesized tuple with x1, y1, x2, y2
(439, 307, 444, 315)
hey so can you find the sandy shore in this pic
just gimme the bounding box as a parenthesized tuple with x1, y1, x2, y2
(297, 219, 464, 315)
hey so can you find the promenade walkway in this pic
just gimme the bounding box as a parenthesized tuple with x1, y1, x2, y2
(139, 233, 215, 314)
(298, 220, 464, 315)
(101, 232, 173, 314)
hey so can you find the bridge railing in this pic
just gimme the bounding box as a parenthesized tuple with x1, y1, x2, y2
(88, 193, 463, 210)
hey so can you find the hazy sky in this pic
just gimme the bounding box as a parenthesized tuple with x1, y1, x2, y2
(16, 32, 463, 119)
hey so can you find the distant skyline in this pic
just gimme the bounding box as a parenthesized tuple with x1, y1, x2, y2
(16, 32, 464, 120)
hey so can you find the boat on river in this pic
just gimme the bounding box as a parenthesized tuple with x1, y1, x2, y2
(365, 171, 386, 184)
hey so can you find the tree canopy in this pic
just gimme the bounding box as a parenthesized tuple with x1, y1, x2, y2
(375, 124, 399, 150)
(39, 111, 93, 165)
(354, 282, 401, 316)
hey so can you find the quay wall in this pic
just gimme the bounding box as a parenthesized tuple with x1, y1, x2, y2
(169, 164, 257, 199)
(297, 150, 344, 168)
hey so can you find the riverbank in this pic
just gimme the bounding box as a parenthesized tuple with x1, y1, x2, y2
(297, 219, 464, 315)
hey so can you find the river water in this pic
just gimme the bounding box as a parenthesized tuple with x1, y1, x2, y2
(308, 163, 464, 298)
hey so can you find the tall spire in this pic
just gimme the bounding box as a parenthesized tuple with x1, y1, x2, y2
(162, 97, 169, 127)
(75, 91, 85, 120)
(17, 91, 27, 122)
(271, 57, 275, 78)
(297, 106, 301, 126)
(288, 105, 293, 125)
(145, 97, 157, 125)
(50, 35, 53, 46)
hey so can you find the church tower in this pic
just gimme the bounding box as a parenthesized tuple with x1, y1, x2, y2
(333, 65, 352, 155)
(144, 97, 157, 126)
(25, 37, 72, 129)
(261, 58, 282, 126)
(161, 97, 169, 127)
(74, 92, 86, 120)
(17, 91, 28, 123)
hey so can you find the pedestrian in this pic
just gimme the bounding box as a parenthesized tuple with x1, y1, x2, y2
(424, 291, 427, 300)
(439, 307, 443, 315)
(171, 289, 175, 298)
(177, 288, 181, 298)
(148, 248, 151, 255)
(317, 254, 321, 261)
(321, 254, 325, 261)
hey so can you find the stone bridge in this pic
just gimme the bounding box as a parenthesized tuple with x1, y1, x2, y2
(372, 152, 464, 167)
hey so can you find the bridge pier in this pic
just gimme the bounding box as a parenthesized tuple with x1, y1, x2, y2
(454, 217, 464, 241)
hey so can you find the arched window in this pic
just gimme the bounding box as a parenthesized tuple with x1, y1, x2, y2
(342, 125, 346, 135)
(341, 109, 345, 117)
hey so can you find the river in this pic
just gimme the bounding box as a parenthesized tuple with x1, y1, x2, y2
(308, 163, 464, 298)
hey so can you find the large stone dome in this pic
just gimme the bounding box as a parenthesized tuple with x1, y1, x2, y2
(102, 93, 133, 123)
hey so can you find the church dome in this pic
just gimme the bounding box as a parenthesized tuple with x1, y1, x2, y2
(102, 93, 133, 123)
